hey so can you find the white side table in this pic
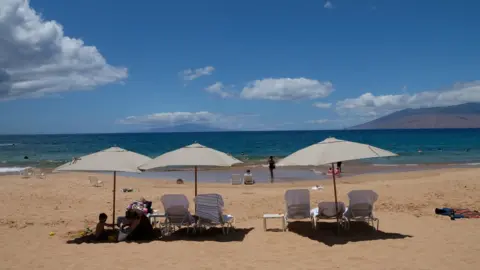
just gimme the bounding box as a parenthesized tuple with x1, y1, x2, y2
(263, 213, 286, 231)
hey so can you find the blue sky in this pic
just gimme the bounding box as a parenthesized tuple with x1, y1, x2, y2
(1, 0, 480, 134)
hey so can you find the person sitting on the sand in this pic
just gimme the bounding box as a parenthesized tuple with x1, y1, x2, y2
(120, 209, 155, 241)
(95, 213, 113, 241)
(244, 169, 255, 184)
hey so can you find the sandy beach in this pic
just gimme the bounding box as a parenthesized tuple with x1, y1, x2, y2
(1, 168, 479, 270)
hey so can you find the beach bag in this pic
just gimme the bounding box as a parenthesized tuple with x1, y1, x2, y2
(118, 229, 131, 242)
(127, 201, 148, 214)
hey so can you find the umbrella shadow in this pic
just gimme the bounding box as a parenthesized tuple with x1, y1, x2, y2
(66, 229, 163, 244)
(160, 227, 254, 242)
(288, 221, 412, 247)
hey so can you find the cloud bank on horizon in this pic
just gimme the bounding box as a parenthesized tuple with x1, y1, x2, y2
(0, 0, 127, 100)
(337, 81, 480, 117)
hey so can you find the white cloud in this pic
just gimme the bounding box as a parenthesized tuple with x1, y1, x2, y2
(313, 102, 332, 109)
(181, 66, 215, 81)
(0, 0, 127, 100)
(306, 119, 329, 124)
(119, 111, 219, 126)
(205, 82, 232, 98)
(118, 111, 260, 130)
(336, 81, 480, 117)
(324, 1, 333, 9)
(240, 78, 333, 101)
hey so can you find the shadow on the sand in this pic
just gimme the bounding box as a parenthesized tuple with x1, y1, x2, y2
(66, 229, 163, 245)
(288, 221, 412, 247)
(66, 228, 253, 244)
(160, 227, 254, 242)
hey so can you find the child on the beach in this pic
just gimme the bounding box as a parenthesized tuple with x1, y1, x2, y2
(95, 213, 113, 241)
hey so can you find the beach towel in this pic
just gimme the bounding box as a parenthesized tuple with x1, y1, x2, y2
(435, 208, 480, 219)
(127, 201, 149, 214)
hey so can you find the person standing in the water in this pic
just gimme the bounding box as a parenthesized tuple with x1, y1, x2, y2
(268, 156, 276, 183)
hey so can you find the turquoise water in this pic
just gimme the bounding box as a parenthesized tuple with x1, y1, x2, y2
(1, 129, 480, 168)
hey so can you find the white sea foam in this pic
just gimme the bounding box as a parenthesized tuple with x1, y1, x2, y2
(373, 163, 419, 167)
(0, 167, 28, 173)
(0, 143, 15, 147)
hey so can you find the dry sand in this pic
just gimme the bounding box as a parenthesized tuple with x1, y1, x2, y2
(1, 168, 479, 270)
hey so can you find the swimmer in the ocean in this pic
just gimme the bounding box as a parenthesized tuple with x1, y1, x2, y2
(24, 156, 29, 159)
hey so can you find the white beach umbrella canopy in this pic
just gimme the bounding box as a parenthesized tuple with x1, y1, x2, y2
(54, 147, 152, 226)
(55, 147, 151, 173)
(139, 143, 242, 196)
(139, 143, 242, 169)
(277, 137, 397, 166)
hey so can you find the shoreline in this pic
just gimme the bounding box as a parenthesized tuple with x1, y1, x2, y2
(4, 162, 480, 183)
(4, 158, 480, 169)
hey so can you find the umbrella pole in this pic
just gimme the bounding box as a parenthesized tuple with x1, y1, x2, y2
(331, 163, 340, 234)
(194, 166, 198, 196)
(113, 171, 116, 228)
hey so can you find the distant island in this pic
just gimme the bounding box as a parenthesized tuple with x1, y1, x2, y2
(147, 124, 226, 133)
(350, 103, 480, 129)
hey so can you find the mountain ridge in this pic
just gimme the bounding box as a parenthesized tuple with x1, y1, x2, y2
(350, 103, 480, 129)
(147, 123, 227, 133)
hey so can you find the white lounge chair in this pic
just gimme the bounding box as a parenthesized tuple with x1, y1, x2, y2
(20, 167, 33, 179)
(161, 194, 196, 234)
(194, 193, 235, 235)
(243, 175, 254, 185)
(89, 176, 103, 187)
(231, 174, 243, 185)
(311, 201, 349, 230)
(284, 189, 312, 230)
(344, 190, 379, 230)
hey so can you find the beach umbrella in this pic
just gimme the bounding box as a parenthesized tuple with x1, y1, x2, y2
(139, 143, 242, 196)
(277, 137, 397, 227)
(54, 147, 151, 226)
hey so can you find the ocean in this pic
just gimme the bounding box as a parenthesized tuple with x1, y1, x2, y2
(1, 129, 480, 170)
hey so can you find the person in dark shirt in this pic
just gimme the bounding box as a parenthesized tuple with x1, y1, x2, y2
(268, 156, 276, 183)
